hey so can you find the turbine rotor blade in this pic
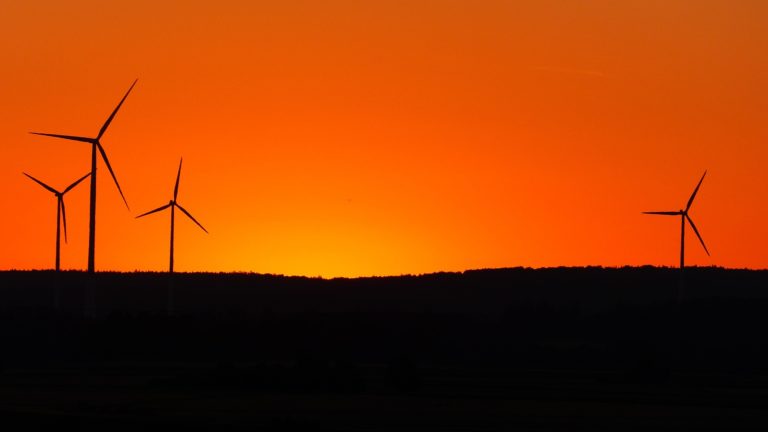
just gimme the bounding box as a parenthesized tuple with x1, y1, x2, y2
(176, 203, 208, 233)
(30, 132, 95, 144)
(174, 158, 183, 201)
(686, 170, 707, 212)
(135, 203, 172, 219)
(60, 197, 68, 244)
(23, 173, 59, 195)
(686, 214, 710, 256)
(97, 142, 129, 209)
(97, 79, 138, 140)
(642, 211, 681, 216)
(63, 172, 91, 194)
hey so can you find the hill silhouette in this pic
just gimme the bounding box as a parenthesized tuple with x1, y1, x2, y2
(2, 266, 768, 430)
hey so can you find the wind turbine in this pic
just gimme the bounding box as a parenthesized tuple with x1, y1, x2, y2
(24, 172, 91, 271)
(136, 158, 208, 273)
(31, 80, 137, 273)
(643, 170, 710, 270)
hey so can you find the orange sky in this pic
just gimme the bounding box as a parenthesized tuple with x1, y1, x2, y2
(1, 1, 766, 277)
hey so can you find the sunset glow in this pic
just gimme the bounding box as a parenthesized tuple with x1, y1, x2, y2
(2, 1, 767, 277)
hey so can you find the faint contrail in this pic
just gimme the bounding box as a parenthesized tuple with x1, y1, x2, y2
(532, 66, 607, 78)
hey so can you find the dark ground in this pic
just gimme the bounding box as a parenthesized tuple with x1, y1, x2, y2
(1, 267, 768, 430)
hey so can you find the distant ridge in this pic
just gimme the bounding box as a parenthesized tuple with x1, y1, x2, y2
(1, 266, 767, 318)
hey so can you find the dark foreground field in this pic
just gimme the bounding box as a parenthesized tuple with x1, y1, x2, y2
(2, 267, 768, 430)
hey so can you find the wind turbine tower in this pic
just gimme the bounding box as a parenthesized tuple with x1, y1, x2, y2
(643, 170, 710, 270)
(31, 80, 137, 273)
(23, 172, 90, 271)
(136, 158, 208, 273)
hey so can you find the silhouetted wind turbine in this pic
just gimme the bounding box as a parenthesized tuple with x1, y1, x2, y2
(136, 158, 208, 273)
(30, 80, 137, 273)
(24, 172, 91, 271)
(643, 171, 710, 270)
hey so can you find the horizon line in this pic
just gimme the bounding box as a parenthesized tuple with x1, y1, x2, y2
(1, 264, 766, 280)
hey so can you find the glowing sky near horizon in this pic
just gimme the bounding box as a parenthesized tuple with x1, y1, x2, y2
(1, 1, 767, 277)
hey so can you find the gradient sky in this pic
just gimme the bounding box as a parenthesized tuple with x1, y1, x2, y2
(1, 1, 766, 276)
